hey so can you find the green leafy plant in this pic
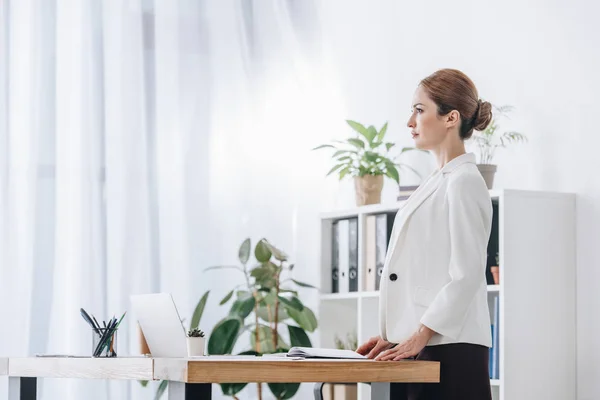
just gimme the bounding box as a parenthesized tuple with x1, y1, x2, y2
(470, 105, 527, 165)
(187, 328, 205, 338)
(205, 238, 318, 400)
(312, 120, 421, 185)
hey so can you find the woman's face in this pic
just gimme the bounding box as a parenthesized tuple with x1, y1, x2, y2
(406, 85, 451, 150)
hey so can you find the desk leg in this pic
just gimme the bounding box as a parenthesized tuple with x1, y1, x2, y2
(167, 381, 211, 400)
(8, 377, 37, 400)
(371, 382, 405, 400)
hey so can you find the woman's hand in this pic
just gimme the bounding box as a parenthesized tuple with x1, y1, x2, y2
(374, 324, 435, 361)
(356, 335, 395, 359)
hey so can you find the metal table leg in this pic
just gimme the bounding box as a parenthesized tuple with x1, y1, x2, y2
(371, 382, 406, 399)
(8, 377, 37, 400)
(167, 382, 212, 400)
(313, 382, 325, 399)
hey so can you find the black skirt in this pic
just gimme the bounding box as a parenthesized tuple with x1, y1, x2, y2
(398, 343, 492, 400)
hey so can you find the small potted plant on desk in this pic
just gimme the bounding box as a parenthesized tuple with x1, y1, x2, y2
(187, 328, 206, 357)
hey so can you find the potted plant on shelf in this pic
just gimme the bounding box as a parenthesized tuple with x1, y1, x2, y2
(470, 105, 527, 189)
(186, 328, 206, 357)
(312, 120, 421, 206)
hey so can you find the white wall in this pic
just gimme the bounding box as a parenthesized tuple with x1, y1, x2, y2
(315, 0, 600, 398)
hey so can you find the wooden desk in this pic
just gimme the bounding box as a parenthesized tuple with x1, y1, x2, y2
(8, 356, 440, 400)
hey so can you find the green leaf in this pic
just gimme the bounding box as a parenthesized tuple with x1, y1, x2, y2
(220, 383, 248, 396)
(219, 290, 234, 305)
(261, 290, 278, 306)
(287, 306, 318, 332)
(386, 164, 400, 184)
(288, 325, 312, 347)
(238, 238, 251, 265)
(268, 383, 301, 400)
(347, 138, 365, 149)
(346, 120, 370, 137)
(338, 166, 351, 180)
(364, 151, 380, 163)
(154, 380, 168, 400)
(311, 144, 336, 151)
(139, 380, 149, 387)
(208, 318, 242, 355)
(251, 325, 288, 354)
(190, 291, 209, 330)
(326, 163, 345, 177)
(250, 263, 278, 289)
(261, 240, 288, 262)
(377, 122, 389, 141)
(257, 304, 289, 323)
(385, 142, 395, 151)
(254, 239, 272, 262)
(367, 125, 378, 143)
(291, 279, 317, 289)
(332, 149, 349, 158)
(229, 296, 256, 320)
(278, 295, 304, 311)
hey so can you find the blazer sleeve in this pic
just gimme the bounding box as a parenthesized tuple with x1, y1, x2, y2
(419, 173, 492, 340)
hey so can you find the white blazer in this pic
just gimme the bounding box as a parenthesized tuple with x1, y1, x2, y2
(379, 152, 493, 348)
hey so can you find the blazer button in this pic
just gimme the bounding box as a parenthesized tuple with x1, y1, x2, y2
(389, 273, 398, 281)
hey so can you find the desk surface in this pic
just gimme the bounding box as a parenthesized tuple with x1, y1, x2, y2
(9, 357, 153, 381)
(154, 357, 439, 383)
(0, 358, 7, 375)
(7, 356, 440, 384)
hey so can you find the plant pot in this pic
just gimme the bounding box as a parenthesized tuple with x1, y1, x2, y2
(186, 336, 205, 357)
(137, 323, 151, 355)
(490, 266, 500, 285)
(354, 175, 384, 206)
(477, 164, 497, 189)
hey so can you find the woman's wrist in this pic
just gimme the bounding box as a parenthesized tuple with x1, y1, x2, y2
(417, 324, 436, 341)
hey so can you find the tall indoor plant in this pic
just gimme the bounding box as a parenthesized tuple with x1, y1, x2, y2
(204, 238, 318, 400)
(312, 120, 420, 206)
(470, 105, 527, 189)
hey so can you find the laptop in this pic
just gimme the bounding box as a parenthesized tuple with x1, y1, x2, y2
(130, 293, 188, 358)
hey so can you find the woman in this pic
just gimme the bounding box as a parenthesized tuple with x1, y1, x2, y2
(356, 68, 494, 400)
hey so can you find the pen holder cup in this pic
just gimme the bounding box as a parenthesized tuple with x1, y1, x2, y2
(92, 328, 118, 358)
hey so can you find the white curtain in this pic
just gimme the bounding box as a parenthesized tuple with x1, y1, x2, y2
(0, 0, 344, 399)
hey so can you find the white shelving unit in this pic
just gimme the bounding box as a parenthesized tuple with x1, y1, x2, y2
(316, 189, 576, 400)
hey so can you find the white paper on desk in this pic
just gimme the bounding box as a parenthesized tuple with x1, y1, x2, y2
(286, 347, 367, 359)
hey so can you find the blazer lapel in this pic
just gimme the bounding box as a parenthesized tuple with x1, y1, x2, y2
(383, 170, 443, 266)
(383, 152, 476, 267)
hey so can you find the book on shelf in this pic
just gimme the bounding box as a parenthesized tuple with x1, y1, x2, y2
(331, 217, 358, 294)
(397, 185, 419, 201)
(492, 295, 500, 379)
(364, 212, 395, 291)
(285, 346, 367, 360)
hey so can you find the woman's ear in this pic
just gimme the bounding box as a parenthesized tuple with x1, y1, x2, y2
(445, 110, 460, 129)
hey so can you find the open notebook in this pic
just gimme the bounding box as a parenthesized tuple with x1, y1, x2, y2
(284, 347, 367, 359)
